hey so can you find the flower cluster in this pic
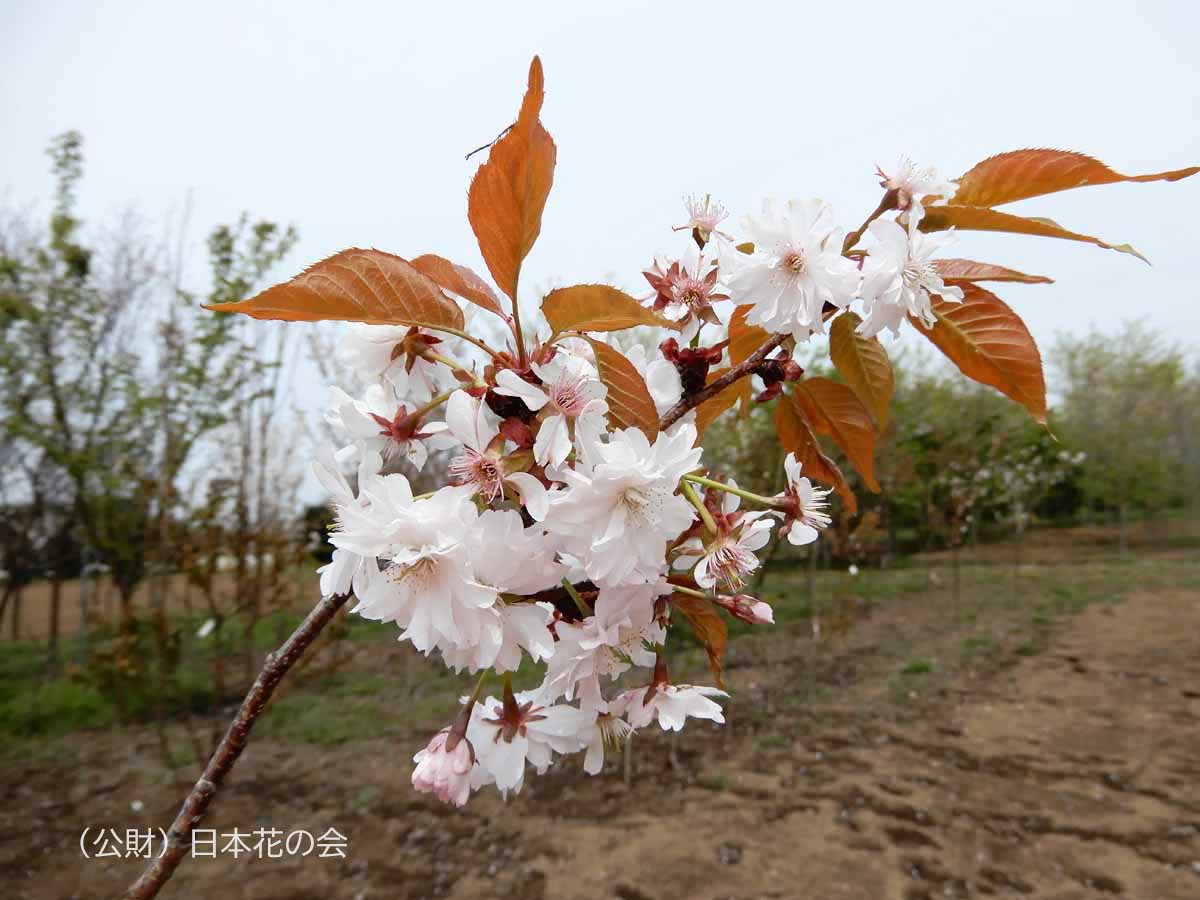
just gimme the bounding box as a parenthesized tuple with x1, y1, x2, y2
(209, 56, 1197, 822)
(310, 150, 970, 807)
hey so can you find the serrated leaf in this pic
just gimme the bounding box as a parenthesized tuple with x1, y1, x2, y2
(933, 259, 1054, 285)
(951, 149, 1199, 208)
(775, 394, 856, 515)
(792, 378, 880, 492)
(543, 284, 679, 336)
(694, 367, 741, 439)
(909, 284, 1047, 424)
(919, 205, 1149, 262)
(670, 593, 728, 690)
(410, 254, 507, 319)
(829, 312, 894, 430)
(585, 339, 659, 439)
(729, 304, 768, 416)
(467, 56, 556, 300)
(206, 248, 464, 330)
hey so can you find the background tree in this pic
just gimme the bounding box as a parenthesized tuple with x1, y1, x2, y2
(1051, 324, 1197, 554)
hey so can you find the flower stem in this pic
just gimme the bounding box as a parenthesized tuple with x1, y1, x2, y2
(421, 350, 485, 388)
(510, 276, 529, 368)
(424, 323, 504, 362)
(680, 479, 718, 535)
(842, 189, 899, 254)
(561, 578, 592, 617)
(668, 583, 709, 600)
(683, 473, 787, 510)
(410, 389, 455, 421)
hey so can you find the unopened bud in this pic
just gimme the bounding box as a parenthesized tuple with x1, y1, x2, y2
(715, 593, 774, 625)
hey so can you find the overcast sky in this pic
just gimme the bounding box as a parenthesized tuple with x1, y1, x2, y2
(3, 0, 1198, 499)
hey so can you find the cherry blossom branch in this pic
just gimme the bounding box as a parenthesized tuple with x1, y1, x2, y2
(657, 333, 787, 430)
(123, 592, 352, 900)
(842, 189, 899, 254)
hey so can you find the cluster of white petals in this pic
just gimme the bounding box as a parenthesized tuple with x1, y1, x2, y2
(313, 160, 968, 807)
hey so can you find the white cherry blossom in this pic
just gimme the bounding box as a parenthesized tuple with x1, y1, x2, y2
(623, 343, 683, 417)
(443, 390, 548, 517)
(722, 198, 859, 342)
(615, 683, 728, 732)
(326, 383, 453, 470)
(544, 424, 702, 586)
(858, 218, 964, 338)
(542, 582, 666, 706)
(493, 354, 609, 467)
(341, 323, 457, 404)
(674, 487, 775, 590)
(466, 691, 594, 795)
(876, 156, 957, 223)
(777, 454, 833, 545)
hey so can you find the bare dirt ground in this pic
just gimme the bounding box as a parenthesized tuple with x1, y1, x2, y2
(2, 528, 1198, 899)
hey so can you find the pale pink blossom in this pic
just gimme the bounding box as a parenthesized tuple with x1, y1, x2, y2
(412, 730, 475, 808)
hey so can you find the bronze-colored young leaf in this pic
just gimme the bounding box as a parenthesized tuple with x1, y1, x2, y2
(585, 338, 659, 440)
(543, 284, 679, 336)
(466, 56, 557, 300)
(933, 259, 1054, 285)
(919, 205, 1149, 262)
(729, 304, 769, 416)
(670, 593, 728, 690)
(792, 378, 880, 492)
(775, 394, 857, 515)
(206, 248, 465, 330)
(693, 367, 744, 440)
(410, 254, 507, 319)
(951, 149, 1199, 208)
(829, 312, 894, 429)
(909, 284, 1047, 424)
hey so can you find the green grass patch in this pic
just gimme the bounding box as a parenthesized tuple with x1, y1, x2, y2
(900, 657, 935, 676)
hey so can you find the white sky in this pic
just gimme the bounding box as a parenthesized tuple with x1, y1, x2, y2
(2, 0, 1198, 503)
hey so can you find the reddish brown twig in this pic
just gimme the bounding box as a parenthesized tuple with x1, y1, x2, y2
(123, 592, 351, 900)
(658, 333, 787, 430)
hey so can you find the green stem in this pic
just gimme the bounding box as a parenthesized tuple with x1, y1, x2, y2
(424, 323, 504, 362)
(421, 350, 485, 388)
(683, 473, 787, 509)
(560, 578, 592, 617)
(410, 389, 455, 421)
(468, 669, 489, 706)
(668, 583, 709, 600)
(680, 479, 718, 535)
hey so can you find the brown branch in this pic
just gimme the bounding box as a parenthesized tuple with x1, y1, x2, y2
(123, 592, 351, 900)
(842, 189, 899, 254)
(658, 333, 787, 430)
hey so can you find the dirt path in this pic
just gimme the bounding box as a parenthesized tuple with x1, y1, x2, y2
(447, 588, 1200, 900)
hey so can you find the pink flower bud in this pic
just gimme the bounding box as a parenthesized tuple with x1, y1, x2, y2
(715, 593, 775, 625)
(411, 730, 474, 808)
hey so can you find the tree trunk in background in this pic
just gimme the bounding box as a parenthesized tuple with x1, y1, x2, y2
(77, 567, 93, 665)
(952, 543, 961, 610)
(9, 587, 21, 640)
(48, 576, 63, 667)
(0, 585, 11, 632)
(1118, 503, 1129, 558)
